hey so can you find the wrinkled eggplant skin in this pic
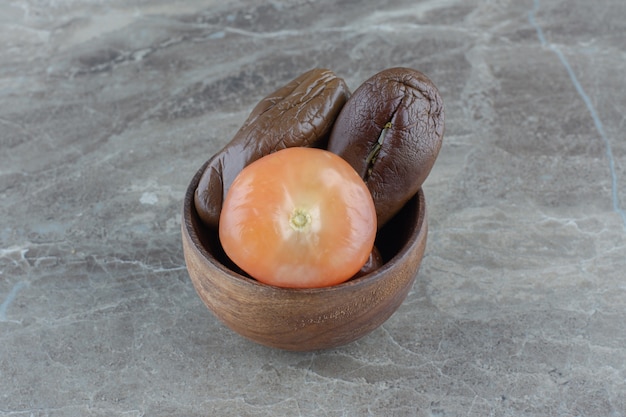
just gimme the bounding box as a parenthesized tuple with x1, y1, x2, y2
(194, 68, 350, 228)
(327, 67, 444, 228)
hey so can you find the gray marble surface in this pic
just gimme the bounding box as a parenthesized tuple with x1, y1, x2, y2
(2, 0, 625, 416)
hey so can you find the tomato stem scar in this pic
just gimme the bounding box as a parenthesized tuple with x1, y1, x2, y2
(290, 208, 312, 231)
(365, 122, 392, 178)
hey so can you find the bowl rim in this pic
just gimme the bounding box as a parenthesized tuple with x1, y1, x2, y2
(183, 158, 427, 294)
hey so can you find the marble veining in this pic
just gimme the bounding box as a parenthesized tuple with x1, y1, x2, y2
(2, 0, 626, 416)
(529, 0, 626, 230)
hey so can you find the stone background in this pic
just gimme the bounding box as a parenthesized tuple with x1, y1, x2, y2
(1, 0, 625, 415)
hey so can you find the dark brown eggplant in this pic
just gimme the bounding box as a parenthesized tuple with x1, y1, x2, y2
(327, 67, 444, 227)
(194, 68, 350, 228)
(351, 246, 383, 279)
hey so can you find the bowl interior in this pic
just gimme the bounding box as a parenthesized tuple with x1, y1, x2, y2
(184, 161, 424, 290)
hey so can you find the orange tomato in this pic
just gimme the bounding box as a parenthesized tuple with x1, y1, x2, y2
(219, 147, 377, 288)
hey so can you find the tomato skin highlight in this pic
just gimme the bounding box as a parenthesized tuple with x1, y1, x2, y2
(218, 147, 377, 288)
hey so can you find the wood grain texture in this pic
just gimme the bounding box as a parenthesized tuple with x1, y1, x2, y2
(182, 160, 427, 351)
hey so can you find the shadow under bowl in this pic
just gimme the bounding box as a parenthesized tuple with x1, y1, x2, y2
(181, 161, 428, 351)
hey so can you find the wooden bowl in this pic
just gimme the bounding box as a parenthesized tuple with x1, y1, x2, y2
(181, 161, 428, 351)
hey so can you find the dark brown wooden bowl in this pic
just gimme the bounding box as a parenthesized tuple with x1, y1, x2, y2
(181, 161, 428, 351)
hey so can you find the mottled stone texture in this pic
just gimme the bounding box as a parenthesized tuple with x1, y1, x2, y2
(1, 0, 625, 416)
